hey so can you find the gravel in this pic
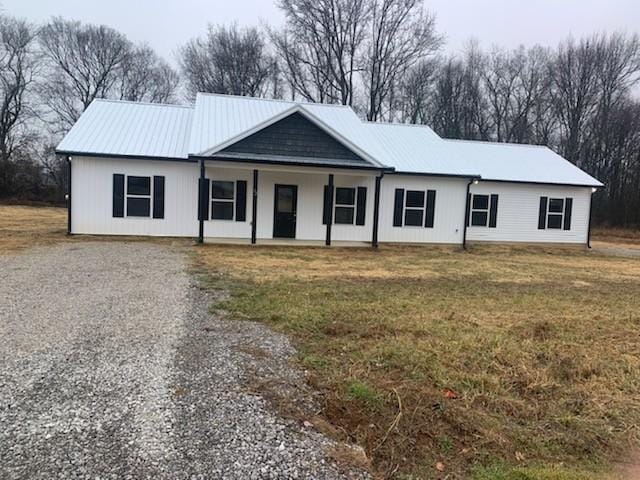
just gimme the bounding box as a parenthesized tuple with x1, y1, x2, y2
(0, 242, 369, 480)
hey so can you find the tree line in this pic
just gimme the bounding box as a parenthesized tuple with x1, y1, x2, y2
(1, 0, 638, 226)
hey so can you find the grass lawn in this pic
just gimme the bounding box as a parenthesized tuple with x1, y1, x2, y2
(0, 205, 68, 254)
(2, 205, 639, 479)
(195, 243, 640, 479)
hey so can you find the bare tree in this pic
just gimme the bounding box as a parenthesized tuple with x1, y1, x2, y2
(482, 46, 550, 143)
(397, 59, 437, 123)
(179, 24, 274, 98)
(273, 0, 370, 105)
(0, 15, 37, 195)
(548, 36, 602, 165)
(117, 44, 179, 103)
(38, 17, 130, 132)
(363, 0, 441, 121)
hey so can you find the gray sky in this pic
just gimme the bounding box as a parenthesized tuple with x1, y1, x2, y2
(5, 0, 640, 63)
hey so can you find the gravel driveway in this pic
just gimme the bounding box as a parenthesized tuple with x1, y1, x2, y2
(0, 242, 367, 480)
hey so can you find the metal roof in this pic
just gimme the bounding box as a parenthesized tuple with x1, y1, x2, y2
(188, 93, 385, 167)
(362, 122, 480, 177)
(57, 94, 603, 187)
(442, 139, 603, 187)
(57, 99, 193, 159)
(362, 123, 603, 187)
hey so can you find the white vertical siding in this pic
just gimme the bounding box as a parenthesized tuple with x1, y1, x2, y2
(71, 156, 199, 237)
(71, 157, 592, 245)
(204, 167, 253, 239)
(377, 175, 468, 244)
(466, 181, 591, 244)
(255, 170, 374, 241)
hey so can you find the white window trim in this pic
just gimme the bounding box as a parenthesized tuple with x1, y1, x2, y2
(125, 175, 153, 218)
(470, 193, 490, 227)
(334, 186, 357, 225)
(546, 197, 565, 230)
(403, 190, 426, 228)
(211, 180, 236, 221)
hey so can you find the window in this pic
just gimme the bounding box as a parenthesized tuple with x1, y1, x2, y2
(126, 176, 151, 217)
(547, 198, 565, 229)
(211, 180, 235, 220)
(392, 188, 436, 228)
(404, 190, 425, 226)
(470, 194, 489, 227)
(334, 187, 355, 224)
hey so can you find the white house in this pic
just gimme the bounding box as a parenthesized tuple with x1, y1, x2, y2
(56, 93, 603, 247)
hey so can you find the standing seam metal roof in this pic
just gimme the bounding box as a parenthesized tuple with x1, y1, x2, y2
(56, 95, 603, 187)
(57, 99, 193, 159)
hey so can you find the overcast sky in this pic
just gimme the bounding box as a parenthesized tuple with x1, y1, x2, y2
(5, 0, 640, 63)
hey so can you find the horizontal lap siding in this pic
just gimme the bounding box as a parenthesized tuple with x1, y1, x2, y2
(467, 182, 591, 244)
(71, 156, 198, 236)
(378, 175, 467, 244)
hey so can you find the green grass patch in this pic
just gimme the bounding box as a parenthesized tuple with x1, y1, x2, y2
(196, 244, 640, 478)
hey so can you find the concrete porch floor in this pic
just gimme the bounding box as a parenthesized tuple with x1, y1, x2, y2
(202, 237, 373, 247)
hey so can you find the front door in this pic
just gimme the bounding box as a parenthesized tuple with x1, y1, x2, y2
(273, 184, 297, 238)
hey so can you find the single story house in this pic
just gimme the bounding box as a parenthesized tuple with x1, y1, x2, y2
(56, 93, 603, 247)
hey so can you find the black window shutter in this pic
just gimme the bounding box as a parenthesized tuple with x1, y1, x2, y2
(563, 197, 573, 230)
(393, 189, 404, 227)
(322, 184, 335, 225)
(152, 176, 165, 219)
(466, 193, 471, 226)
(489, 194, 499, 228)
(538, 196, 548, 229)
(236, 180, 247, 221)
(356, 186, 367, 226)
(113, 174, 124, 217)
(198, 178, 210, 221)
(425, 189, 436, 228)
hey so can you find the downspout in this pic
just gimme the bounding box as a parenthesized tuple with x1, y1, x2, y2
(325, 174, 334, 246)
(462, 177, 476, 250)
(66, 156, 72, 235)
(198, 158, 205, 244)
(251, 169, 258, 245)
(371, 170, 384, 248)
(587, 189, 594, 249)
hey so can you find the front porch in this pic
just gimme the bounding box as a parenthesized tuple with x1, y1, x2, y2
(196, 160, 383, 247)
(201, 237, 372, 247)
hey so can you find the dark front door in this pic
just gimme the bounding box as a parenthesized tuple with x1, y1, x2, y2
(273, 184, 297, 238)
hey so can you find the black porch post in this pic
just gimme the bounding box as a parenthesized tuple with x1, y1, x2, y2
(325, 174, 334, 246)
(372, 172, 383, 248)
(66, 156, 72, 235)
(198, 158, 205, 244)
(251, 169, 258, 244)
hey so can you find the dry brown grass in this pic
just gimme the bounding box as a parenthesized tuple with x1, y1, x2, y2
(592, 227, 640, 246)
(4, 205, 638, 478)
(0, 205, 68, 254)
(196, 243, 640, 479)
(0, 205, 192, 255)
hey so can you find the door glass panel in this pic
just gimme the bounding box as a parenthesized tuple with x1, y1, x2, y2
(277, 188, 293, 213)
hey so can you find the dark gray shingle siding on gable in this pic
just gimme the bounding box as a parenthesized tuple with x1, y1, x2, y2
(220, 112, 368, 164)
